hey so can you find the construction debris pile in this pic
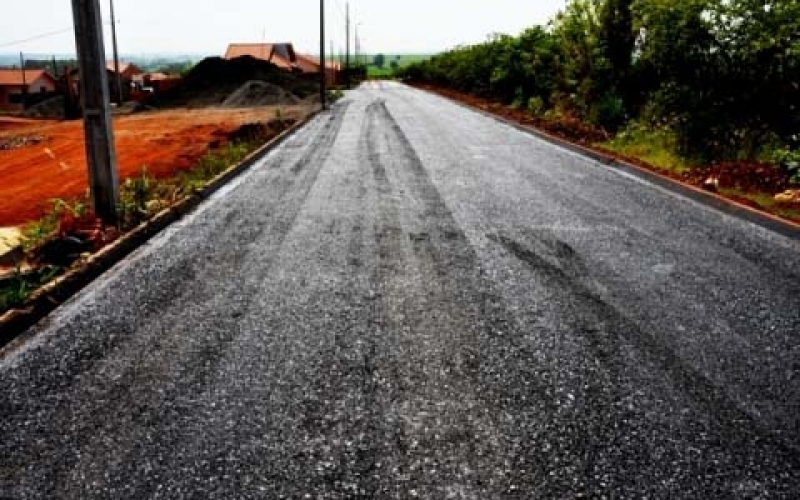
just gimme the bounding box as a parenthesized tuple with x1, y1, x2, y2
(150, 56, 318, 108)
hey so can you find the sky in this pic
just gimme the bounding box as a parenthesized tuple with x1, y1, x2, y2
(0, 0, 568, 58)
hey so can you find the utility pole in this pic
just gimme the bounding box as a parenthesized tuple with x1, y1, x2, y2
(355, 25, 360, 66)
(110, 0, 124, 105)
(345, 2, 350, 88)
(319, 0, 326, 109)
(19, 52, 27, 110)
(71, 0, 119, 226)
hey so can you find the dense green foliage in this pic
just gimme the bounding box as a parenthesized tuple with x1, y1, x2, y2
(401, 0, 800, 162)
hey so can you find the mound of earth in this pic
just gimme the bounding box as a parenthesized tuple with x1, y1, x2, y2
(150, 56, 319, 108)
(23, 96, 65, 119)
(222, 81, 301, 107)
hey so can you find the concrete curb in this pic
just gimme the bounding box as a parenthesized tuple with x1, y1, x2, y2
(0, 109, 322, 350)
(420, 86, 800, 240)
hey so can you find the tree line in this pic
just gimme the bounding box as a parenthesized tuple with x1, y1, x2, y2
(401, 0, 800, 164)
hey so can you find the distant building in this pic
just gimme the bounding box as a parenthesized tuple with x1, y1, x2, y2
(105, 61, 144, 101)
(224, 42, 341, 85)
(106, 61, 143, 81)
(130, 72, 182, 100)
(69, 62, 144, 102)
(0, 69, 57, 111)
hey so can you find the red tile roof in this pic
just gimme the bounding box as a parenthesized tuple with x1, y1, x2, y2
(225, 43, 296, 66)
(0, 69, 53, 87)
(105, 62, 143, 76)
(225, 43, 340, 76)
(295, 54, 341, 72)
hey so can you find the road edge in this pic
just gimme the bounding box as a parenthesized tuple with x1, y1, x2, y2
(0, 108, 323, 351)
(413, 84, 800, 240)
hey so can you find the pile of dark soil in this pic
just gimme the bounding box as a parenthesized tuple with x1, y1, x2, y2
(225, 120, 292, 142)
(150, 56, 319, 108)
(222, 81, 301, 107)
(23, 96, 65, 119)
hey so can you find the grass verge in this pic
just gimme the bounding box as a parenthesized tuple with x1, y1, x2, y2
(598, 123, 695, 175)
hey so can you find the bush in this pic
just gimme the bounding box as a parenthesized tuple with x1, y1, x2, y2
(527, 96, 546, 117)
(590, 93, 626, 131)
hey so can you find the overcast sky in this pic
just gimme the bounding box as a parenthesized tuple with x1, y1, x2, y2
(1, 0, 568, 57)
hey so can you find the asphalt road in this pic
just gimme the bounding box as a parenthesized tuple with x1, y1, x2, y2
(2, 82, 799, 499)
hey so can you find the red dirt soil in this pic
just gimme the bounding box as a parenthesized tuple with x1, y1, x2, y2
(0, 106, 310, 227)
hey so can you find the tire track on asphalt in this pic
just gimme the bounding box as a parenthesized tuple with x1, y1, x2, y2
(359, 89, 800, 497)
(117, 102, 354, 499)
(489, 230, 800, 484)
(354, 98, 542, 498)
(0, 104, 350, 497)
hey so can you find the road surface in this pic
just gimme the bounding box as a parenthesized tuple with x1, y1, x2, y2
(2, 82, 799, 499)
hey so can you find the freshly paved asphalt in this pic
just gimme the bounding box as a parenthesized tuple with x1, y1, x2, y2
(1, 82, 799, 499)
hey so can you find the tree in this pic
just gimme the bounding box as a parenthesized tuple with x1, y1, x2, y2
(599, 0, 635, 102)
(373, 54, 386, 68)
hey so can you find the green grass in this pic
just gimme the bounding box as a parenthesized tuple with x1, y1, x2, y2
(599, 123, 695, 175)
(335, 54, 431, 79)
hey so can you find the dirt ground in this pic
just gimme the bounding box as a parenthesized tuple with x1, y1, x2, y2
(0, 105, 312, 227)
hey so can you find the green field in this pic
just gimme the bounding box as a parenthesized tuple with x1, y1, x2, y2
(332, 54, 431, 78)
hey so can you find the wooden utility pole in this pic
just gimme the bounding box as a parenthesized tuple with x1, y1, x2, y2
(110, 0, 124, 105)
(320, 0, 327, 109)
(71, 0, 119, 225)
(355, 25, 359, 65)
(345, 2, 350, 88)
(19, 53, 27, 110)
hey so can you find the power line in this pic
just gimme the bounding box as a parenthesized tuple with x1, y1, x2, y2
(0, 20, 121, 50)
(0, 28, 75, 50)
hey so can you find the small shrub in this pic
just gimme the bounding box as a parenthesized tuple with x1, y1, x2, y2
(768, 148, 800, 185)
(0, 265, 61, 311)
(590, 93, 626, 131)
(527, 96, 546, 117)
(119, 167, 157, 229)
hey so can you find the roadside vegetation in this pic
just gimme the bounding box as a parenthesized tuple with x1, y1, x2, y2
(365, 54, 431, 78)
(332, 54, 430, 79)
(0, 119, 292, 316)
(400, 0, 800, 212)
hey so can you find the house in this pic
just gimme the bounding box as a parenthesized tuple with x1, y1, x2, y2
(225, 43, 298, 70)
(129, 72, 182, 101)
(69, 61, 144, 102)
(224, 43, 341, 85)
(105, 61, 143, 100)
(296, 53, 342, 86)
(106, 61, 143, 81)
(0, 69, 57, 111)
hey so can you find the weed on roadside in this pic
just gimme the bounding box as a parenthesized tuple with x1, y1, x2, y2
(0, 264, 61, 312)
